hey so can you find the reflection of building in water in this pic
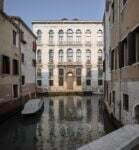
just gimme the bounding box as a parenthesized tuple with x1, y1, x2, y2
(36, 96, 104, 150)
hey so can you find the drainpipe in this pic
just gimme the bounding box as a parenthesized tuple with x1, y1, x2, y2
(18, 20, 22, 106)
(118, 0, 122, 122)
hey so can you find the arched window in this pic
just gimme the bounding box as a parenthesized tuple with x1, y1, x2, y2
(49, 30, 54, 44)
(86, 30, 91, 42)
(59, 50, 64, 62)
(58, 30, 64, 43)
(49, 50, 54, 62)
(97, 30, 103, 36)
(76, 29, 81, 43)
(98, 49, 103, 63)
(67, 49, 73, 62)
(37, 50, 41, 63)
(97, 30, 103, 42)
(76, 49, 81, 62)
(67, 29, 73, 43)
(86, 49, 91, 63)
(37, 30, 42, 42)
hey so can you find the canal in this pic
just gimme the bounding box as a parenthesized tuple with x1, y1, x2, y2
(0, 95, 116, 150)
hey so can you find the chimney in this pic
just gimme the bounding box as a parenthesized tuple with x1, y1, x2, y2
(0, 0, 4, 11)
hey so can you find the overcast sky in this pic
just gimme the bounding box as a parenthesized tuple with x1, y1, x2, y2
(5, 0, 105, 28)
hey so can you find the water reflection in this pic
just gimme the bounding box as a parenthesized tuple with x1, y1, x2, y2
(0, 95, 116, 150)
(0, 109, 43, 150)
(37, 96, 105, 150)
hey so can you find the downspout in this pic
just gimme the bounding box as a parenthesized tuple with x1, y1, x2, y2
(18, 20, 22, 105)
(118, 0, 122, 122)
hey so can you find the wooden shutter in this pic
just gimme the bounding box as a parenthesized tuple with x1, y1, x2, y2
(118, 42, 124, 68)
(127, 32, 136, 65)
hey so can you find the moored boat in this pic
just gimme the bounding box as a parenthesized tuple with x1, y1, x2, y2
(21, 99, 44, 115)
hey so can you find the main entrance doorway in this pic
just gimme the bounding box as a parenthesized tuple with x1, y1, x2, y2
(67, 73, 73, 90)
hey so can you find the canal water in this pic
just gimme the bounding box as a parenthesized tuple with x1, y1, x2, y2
(0, 95, 116, 150)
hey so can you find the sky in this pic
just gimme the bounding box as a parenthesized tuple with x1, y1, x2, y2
(4, 0, 105, 28)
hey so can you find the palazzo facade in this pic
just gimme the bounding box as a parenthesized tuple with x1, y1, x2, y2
(32, 19, 103, 93)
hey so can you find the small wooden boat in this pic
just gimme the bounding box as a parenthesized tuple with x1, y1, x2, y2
(21, 99, 44, 115)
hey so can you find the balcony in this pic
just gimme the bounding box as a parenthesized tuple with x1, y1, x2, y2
(58, 61, 82, 66)
(57, 41, 82, 46)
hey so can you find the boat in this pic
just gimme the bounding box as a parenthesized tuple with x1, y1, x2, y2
(21, 99, 44, 115)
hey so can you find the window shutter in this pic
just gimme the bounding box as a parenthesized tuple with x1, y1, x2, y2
(118, 42, 124, 68)
(33, 41, 36, 52)
(103, 60, 105, 72)
(127, 32, 136, 65)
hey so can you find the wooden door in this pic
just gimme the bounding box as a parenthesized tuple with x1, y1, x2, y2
(67, 73, 73, 90)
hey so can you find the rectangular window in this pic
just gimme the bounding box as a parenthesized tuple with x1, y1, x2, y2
(33, 41, 36, 52)
(123, 94, 129, 111)
(59, 68, 64, 76)
(98, 79, 103, 86)
(128, 32, 136, 65)
(59, 77, 64, 86)
(112, 91, 115, 113)
(76, 68, 81, 76)
(135, 31, 139, 62)
(49, 68, 53, 77)
(2, 55, 10, 74)
(112, 91, 115, 104)
(13, 84, 18, 98)
(13, 30, 17, 46)
(20, 31, 26, 44)
(22, 76, 25, 85)
(111, 50, 114, 70)
(49, 80, 53, 86)
(86, 68, 91, 77)
(20, 31, 24, 40)
(123, 39, 128, 66)
(119, 42, 125, 68)
(37, 80, 42, 86)
(77, 77, 81, 86)
(13, 59, 19, 75)
(32, 59, 36, 67)
(123, 0, 127, 6)
(21, 53, 24, 62)
(86, 79, 91, 86)
(98, 67, 103, 78)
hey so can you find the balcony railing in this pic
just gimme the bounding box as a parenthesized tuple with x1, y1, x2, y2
(58, 61, 82, 66)
(57, 41, 82, 46)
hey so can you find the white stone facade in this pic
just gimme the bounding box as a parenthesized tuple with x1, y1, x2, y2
(32, 20, 103, 92)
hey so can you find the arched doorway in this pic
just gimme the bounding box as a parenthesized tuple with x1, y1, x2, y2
(67, 73, 73, 90)
(134, 105, 139, 123)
